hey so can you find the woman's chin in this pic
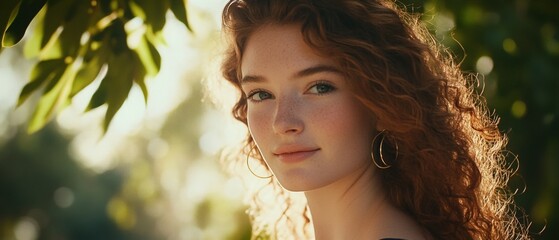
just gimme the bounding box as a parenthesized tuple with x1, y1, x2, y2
(274, 174, 328, 192)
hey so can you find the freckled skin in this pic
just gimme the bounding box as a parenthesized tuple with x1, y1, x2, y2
(241, 24, 377, 191)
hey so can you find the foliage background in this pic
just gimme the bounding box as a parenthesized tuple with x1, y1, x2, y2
(0, 0, 557, 239)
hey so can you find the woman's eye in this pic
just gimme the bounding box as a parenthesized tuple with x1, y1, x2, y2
(247, 90, 273, 102)
(308, 82, 336, 94)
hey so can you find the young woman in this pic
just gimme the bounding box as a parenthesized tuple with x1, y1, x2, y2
(220, 0, 530, 239)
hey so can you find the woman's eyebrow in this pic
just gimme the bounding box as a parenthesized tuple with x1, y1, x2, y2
(294, 64, 341, 79)
(240, 75, 264, 84)
(241, 64, 341, 85)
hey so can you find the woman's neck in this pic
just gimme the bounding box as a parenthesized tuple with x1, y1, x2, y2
(304, 164, 427, 240)
(305, 164, 383, 239)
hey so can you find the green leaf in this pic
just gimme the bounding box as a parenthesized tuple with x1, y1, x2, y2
(169, 0, 191, 31)
(96, 50, 136, 131)
(23, 13, 44, 58)
(131, 51, 148, 104)
(87, 78, 108, 111)
(71, 40, 110, 97)
(128, 1, 146, 20)
(0, 0, 22, 50)
(130, 0, 168, 33)
(134, 36, 160, 76)
(85, 18, 138, 130)
(72, 56, 105, 97)
(41, 0, 75, 49)
(106, 19, 128, 54)
(73, 51, 106, 95)
(27, 60, 76, 133)
(41, 58, 70, 95)
(17, 58, 65, 106)
(145, 37, 161, 72)
(23, 10, 66, 60)
(86, 21, 130, 112)
(135, 74, 149, 104)
(3, 0, 48, 47)
(57, 1, 90, 57)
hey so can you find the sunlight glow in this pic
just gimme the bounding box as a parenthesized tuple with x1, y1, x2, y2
(59, 16, 196, 173)
(0, 48, 33, 141)
(4, 1, 251, 239)
(199, 109, 246, 155)
(223, 177, 245, 200)
(147, 137, 170, 159)
(184, 162, 224, 203)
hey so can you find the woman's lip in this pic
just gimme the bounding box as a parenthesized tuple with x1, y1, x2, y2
(275, 149, 319, 163)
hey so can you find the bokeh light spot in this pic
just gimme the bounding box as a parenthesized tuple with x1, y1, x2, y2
(53, 187, 75, 208)
(543, 114, 555, 125)
(435, 12, 455, 33)
(64, 56, 73, 64)
(14, 217, 39, 240)
(541, 24, 559, 55)
(502, 38, 517, 54)
(462, 5, 484, 26)
(147, 137, 169, 159)
(511, 100, 527, 118)
(476, 55, 494, 75)
(107, 197, 137, 230)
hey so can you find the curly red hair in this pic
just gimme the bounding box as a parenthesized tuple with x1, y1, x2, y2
(220, 0, 529, 239)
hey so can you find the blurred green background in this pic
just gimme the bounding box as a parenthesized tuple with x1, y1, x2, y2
(0, 0, 556, 239)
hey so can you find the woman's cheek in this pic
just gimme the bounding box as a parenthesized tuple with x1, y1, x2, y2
(247, 106, 272, 143)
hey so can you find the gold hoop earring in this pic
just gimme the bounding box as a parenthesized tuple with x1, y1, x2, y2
(371, 130, 399, 169)
(246, 146, 273, 179)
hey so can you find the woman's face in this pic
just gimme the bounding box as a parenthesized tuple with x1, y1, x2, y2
(240, 24, 376, 191)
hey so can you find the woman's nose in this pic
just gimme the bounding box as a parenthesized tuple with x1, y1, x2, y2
(272, 97, 304, 135)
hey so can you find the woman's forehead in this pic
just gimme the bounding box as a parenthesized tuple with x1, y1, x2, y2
(240, 24, 337, 79)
